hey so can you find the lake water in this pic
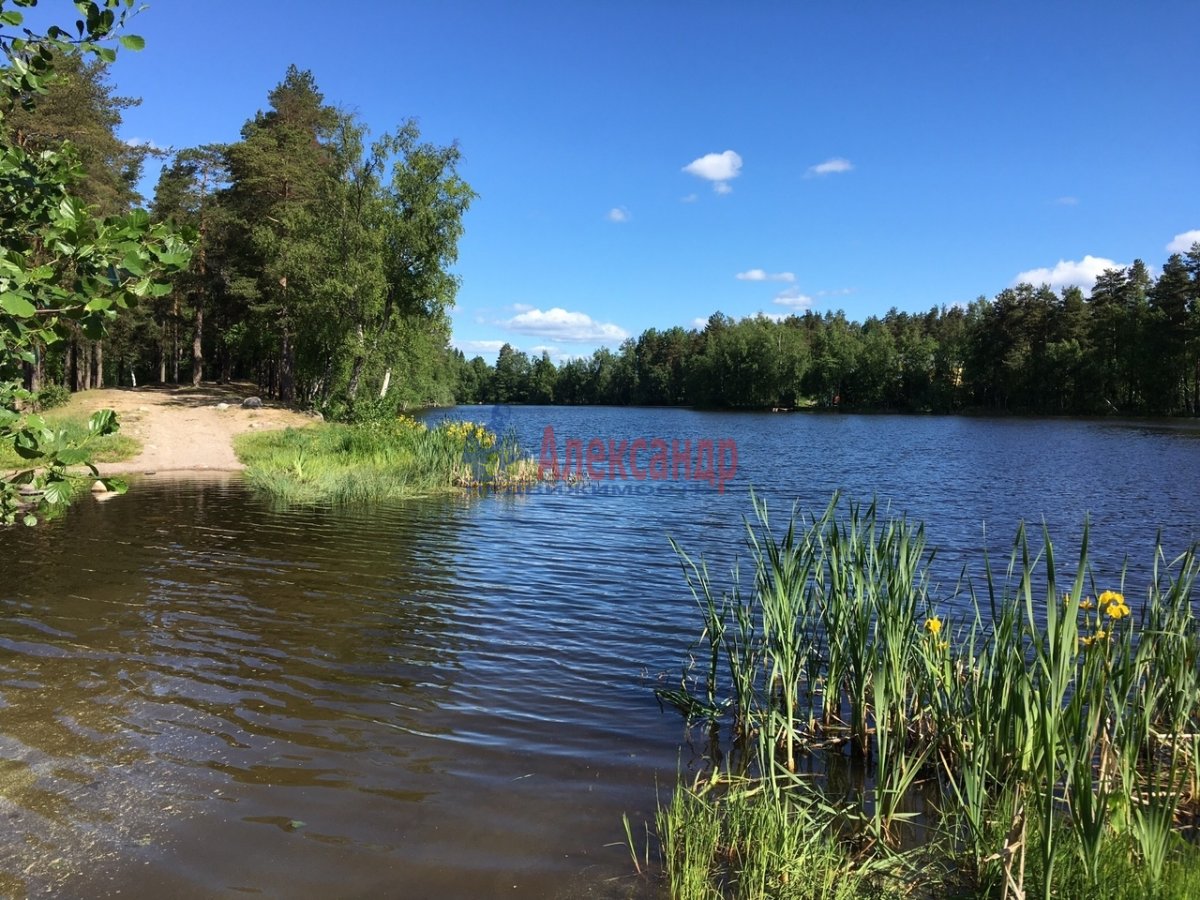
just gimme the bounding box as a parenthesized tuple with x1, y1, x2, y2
(2, 407, 1199, 897)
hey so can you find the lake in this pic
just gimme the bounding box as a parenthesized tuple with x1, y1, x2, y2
(3, 407, 1199, 897)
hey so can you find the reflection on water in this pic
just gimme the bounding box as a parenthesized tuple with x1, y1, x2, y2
(3, 409, 1200, 897)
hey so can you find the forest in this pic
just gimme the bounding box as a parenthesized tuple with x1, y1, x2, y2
(10, 53, 474, 418)
(9, 45, 1200, 418)
(462, 260, 1200, 416)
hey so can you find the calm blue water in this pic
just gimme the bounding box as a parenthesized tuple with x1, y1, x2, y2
(1, 408, 1198, 897)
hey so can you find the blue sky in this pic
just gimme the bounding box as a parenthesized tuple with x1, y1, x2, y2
(53, 1, 1200, 362)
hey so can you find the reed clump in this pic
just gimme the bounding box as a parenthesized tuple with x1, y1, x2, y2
(652, 494, 1200, 899)
(234, 416, 535, 504)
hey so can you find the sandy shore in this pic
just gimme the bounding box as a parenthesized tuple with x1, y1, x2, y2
(61, 383, 315, 475)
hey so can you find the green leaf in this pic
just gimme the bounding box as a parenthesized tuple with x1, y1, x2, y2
(42, 479, 73, 506)
(0, 292, 37, 317)
(13, 441, 44, 461)
(120, 250, 147, 276)
(22, 514, 38, 527)
(101, 477, 128, 495)
(54, 447, 91, 466)
(96, 46, 117, 63)
(0, 11, 24, 26)
(118, 34, 145, 51)
(88, 409, 119, 435)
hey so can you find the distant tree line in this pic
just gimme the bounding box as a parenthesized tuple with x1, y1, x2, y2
(10, 58, 473, 417)
(456, 255, 1200, 416)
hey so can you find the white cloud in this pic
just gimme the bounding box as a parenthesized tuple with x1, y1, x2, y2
(1054, 196, 1079, 206)
(453, 339, 507, 357)
(816, 287, 854, 297)
(680, 193, 699, 203)
(1013, 255, 1123, 292)
(683, 149, 742, 193)
(736, 269, 796, 283)
(606, 206, 630, 223)
(511, 302, 534, 312)
(125, 136, 166, 151)
(503, 307, 629, 343)
(690, 317, 710, 330)
(1167, 230, 1200, 254)
(806, 157, 853, 177)
(773, 287, 815, 309)
(755, 311, 789, 322)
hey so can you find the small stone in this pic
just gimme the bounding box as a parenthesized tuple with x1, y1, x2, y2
(90, 481, 107, 493)
(216, 402, 230, 410)
(242, 396, 263, 409)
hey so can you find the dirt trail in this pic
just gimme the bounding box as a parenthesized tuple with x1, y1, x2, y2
(61, 383, 315, 475)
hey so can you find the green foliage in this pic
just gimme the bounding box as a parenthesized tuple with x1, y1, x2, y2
(1, 0, 193, 524)
(213, 68, 473, 409)
(32, 381, 68, 409)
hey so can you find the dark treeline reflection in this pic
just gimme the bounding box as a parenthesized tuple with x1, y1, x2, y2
(456, 254, 1200, 416)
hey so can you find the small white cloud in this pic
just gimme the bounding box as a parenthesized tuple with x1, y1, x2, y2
(125, 136, 166, 151)
(511, 302, 534, 313)
(806, 157, 853, 177)
(773, 287, 814, 309)
(683, 150, 742, 194)
(606, 206, 630, 223)
(453, 339, 507, 357)
(754, 311, 789, 323)
(816, 287, 854, 297)
(1166, 230, 1200, 254)
(503, 307, 629, 343)
(680, 193, 699, 203)
(1054, 196, 1079, 206)
(736, 269, 796, 283)
(1014, 255, 1123, 292)
(690, 317, 709, 330)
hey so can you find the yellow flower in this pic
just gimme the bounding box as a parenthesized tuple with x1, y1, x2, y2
(1079, 597, 1096, 611)
(1098, 590, 1124, 607)
(938, 640, 949, 652)
(1080, 630, 1109, 648)
(924, 617, 943, 636)
(1104, 601, 1131, 620)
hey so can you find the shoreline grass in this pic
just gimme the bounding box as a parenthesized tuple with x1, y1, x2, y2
(233, 415, 537, 505)
(647, 495, 1200, 898)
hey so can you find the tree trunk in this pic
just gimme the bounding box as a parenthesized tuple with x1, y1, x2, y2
(92, 341, 103, 388)
(171, 296, 180, 383)
(280, 330, 295, 404)
(192, 297, 204, 386)
(379, 368, 391, 398)
(346, 324, 366, 399)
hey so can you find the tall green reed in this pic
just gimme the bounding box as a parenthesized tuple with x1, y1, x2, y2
(655, 495, 1200, 899)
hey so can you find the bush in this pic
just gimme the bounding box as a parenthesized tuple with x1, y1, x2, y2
(34, 384, 71, 411)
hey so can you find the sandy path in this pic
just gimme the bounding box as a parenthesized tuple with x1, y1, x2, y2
(61, 384, 315, 475)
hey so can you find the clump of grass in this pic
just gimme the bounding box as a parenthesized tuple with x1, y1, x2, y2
(649, 494, 1200, 899)
(234, 415, 535, 504)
